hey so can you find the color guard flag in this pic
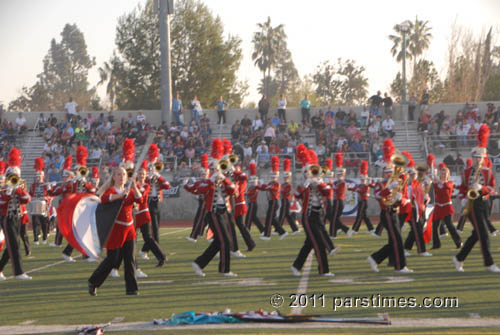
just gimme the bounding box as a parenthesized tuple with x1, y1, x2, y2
(0, 229, 5, 252)
(57, 194, 122, 258)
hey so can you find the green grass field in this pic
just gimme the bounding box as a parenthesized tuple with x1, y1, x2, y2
(1, 223, 500, 333)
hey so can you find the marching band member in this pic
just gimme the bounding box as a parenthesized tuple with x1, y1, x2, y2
(453, 125, 500, 273)
(30, 158, 51, 245)
(330, 153, 351, 238)
(367, 141, 413, 273)
(291, 145, 334, 277)
(0, 147, 32, 280)
(189, 138, 238, 277)
(232, 162, 256, 252)
(244, 162, 265, 233)
(186, 154, 209, 242)
(90, 166, 100, 189)
(456, 158, 473, 233)
(259, 156, 288, 240)
(349, 160, 375, 237)
(431, 163, 462, 250)
(88, 165, 143, 296)
(139, 144, 170, 260)
(320, 158, 337, 254)
(278, 158, 299, 234)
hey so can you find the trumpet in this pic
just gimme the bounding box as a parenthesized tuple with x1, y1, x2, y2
(126, 168, 134, 178)
(6, 174, 24, 188)
(153, 161, 164, 173)
(217, 159, 230, 174)
(77, 166, 89, 178)
(321, 166, 330, 177)
(382, 153, 408, 207)
(308, 164, 322, 178)
(463, 161, 483, 216)
(228, 154, 239, 166)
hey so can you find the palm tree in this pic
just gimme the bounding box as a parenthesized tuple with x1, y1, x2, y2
(97, 54, 122, 110)
(408, 16, 433, 74)
(252, 17, 286, 98)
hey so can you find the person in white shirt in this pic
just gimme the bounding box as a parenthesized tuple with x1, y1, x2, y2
(277, 94, 287, 123)
(65, 97, 78, 117)
(256, 141, 268, 155)
(252, 115, 263, 131)
(35, 113, 48, 131)
(136, 112, 146, 123)
(360, 107, 370, 127)
(382, 115, 395, 138)
(190, 96, 202, 126)
(243, 142, 253, 164)
(15, 112, 27, 133)
(90, 147, 102, 159)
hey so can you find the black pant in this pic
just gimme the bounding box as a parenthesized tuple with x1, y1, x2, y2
(226, 211, 239, 252)
(63, 244, 74, 257)
(54, 225, 64, 246)
(0, 215, 24, 276)
(330, 200, 349, 237)
(19, 223, 31, 256)
(456, 199, 494, 266)
(140, 222, 166, 262)
(190, 198, 206, 239)
(278, 109, 286, 123)
(245, 202, 264, 233)
(404, 208, 426, 253)
(371, 209, 406, 270)
(194, 208, 231, 273)
(235, 214, 255, 251)
(409, 105, 415, 121)
(293, 210, 330, 274)
(301, 108, 310, 124)
(352, 200, 373, 232)
(217, 110, 226, 124)
(432, 215, 462, 249)
(32, 214, 49, 242)
(259, 110, 268, 123)
(143, 199, 160, 252)
(278, 199, 298, 232)
(89, 239, 137, 293)
(263, 199, 285, 237)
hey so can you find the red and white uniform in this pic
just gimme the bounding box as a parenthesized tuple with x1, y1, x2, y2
(398, 174, 412, 220)
(281, 182, 293, 201)
(184, 178, 236, 212)
(374, 180, 392, 211)
(332, 180, 346, 200)
(232, 171, 247, 217)
(0, 188, 31, 217)
(259, 181, 280, 200)
(408, 179, 425, 220)
(147, 175, 171, 200)
(246, 185, 259, 203)
(29, 183, 51, 203)
(295, 182, 331, 212)
(135, 183, 151, 228)
(348, 183, 373, 201)
(459, 166, 496, 200)
(433, 180, 454, 221)
(102, 187, 142, 250)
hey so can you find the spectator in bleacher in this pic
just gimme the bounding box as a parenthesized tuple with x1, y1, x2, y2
(215, 96, 228, 125)
(231, 120, 241, 141)
(367, 120, 379, 138)
(36, 113, 48, 131)
(420, 89, 429, 106)
(277, 94, 287, 123)
(136, 111, 146, 124)
(258, 95, 270, 123)
(316, 141, 326, 160)
(360, 107, 369, 127)
(382, 114, 395, 138)
(283, 141, 294, 158)
(335, 108, 346, 127)
(243, 141, 253, 165)
(172, 93, 184, 126)
(311, 111, 323, 130)
(241, 114, 252, 131)
(47, 164, 61, 182)
(288, 120, 299, 140)
(368, 91, 383, 116)
(190, 96, 202, 126)
(346, 121, 358, 139)
(271, 114, 281, 127)
(60, 124, 74, 146)
(383, 92, 393, 117)
(418, 107, 431, 131)
(300, 95, 311, 125)
(434, 110, 446, 135)
(15, 112, 27, 134)
(65, 97, 78, 119)
(257, 143, 270, 168)
(252, 115, 263, 131)
(264, 124, 276, 146)
(408, 94, 417, 121)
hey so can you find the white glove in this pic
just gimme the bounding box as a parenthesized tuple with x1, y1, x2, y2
(461, 198, 467, 207)
(389, 180, 399, 190)
(303, 178, 313, 188)
(210, 172, 222, 182)
(395, 193, 402, 201)
(472, 183, 481, 192)
(181, 178, 189, 187)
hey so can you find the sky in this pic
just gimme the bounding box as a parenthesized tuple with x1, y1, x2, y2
(1, 0, 499, 108)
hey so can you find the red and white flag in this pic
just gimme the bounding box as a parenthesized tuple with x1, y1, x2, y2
(57, 193, 122, 258)
(0, 229, 5, 252)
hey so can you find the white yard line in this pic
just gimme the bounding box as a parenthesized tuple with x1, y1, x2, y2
(291, 252, 313, 315)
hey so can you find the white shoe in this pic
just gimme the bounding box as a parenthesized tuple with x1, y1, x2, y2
(440, 233, 449, 238)
(419, 252, 433, 257)
(41, 240, 47, 245)
(111, 269, 120, 278)
(215, 251, 220, 259)
(401, 223, 408, 232)
(136, 268, 148, 278)
(259, 236, 271, 241)
(186, 236, 197, 243)
(453, 256, 464, 272)
(279, 232, 289, 240)
(457, 230, 463, 235)
(231, 250, 246, 258)
(397, 267, 414, 273)
(139, 251, 150, 260)
(15, 273, 32, 280)
(367, 256, 379, 273)
(486, 264, 500, 273)
(222, 272, 238, 277)
(49, 243, 59, 248)
(271, 231, 279, 236)
(192, 262, 206, 277)
(492, 230, 499, 237)
(290, 266, 301, 277)
(0, 272, 5, 281)
(322, 272, 335, 277)
(87, 257, 97, 263)
(370, 230, 381, 238)
(62, 254, 75, 262)
(329, 247, 341, 256)
(347, 229, 355, 238)
(336, 229, 343, 235)
(34, 241, 40, 246)
(291, 229, 301, 236)
(404, 250, 411, 257)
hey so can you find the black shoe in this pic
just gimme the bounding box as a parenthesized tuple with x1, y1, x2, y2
(126, 290, 138, 296)
(247, 245, 255, 252)
(88, 282, 97, 296)
(156, 258, 166, 267)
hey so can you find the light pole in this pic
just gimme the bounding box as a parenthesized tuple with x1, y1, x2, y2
(400, 21, 410, 105)
(159, 0, 174, 124)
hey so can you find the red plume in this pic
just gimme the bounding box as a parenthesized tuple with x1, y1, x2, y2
(92, 166, 99, 178)
(211, 138, 223, 160)
(360, 160, 369, 175)
(308, 150, 318, 165)
(122, 138, 135, 162)
(325, 158, 333, 171)
(34, 157, 44, 172)
(401, 150, 413, 163)
(0, 161, 5, 175)
(64, 156, 73, 171)
(296, 144, 309, 167)
(200, 154, 209, 169)
(477, 124, 490, 148)
(249, 162, 257, 176)
(408, 159, 415, 168)
(140, 160, 149, 171)
(283, 158, 291, 172)
(383, 139, 395, 164)
(486, 156, 492, 168)
(7, 147, 21, 168)
(76, 145, 88, 166)
(271, 156, 279, 172)
(334, 153, 344, 168)
(222, 138, 232, 155)
(147, 144, 159, 162)
(439, 162, 447, 170)
(427, 154, 435, 168)
(466, 158, 472, 167)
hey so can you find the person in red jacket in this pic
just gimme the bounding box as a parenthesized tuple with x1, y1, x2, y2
(231, 163, 256, 252)
(244, 162, 264, 233)
(330, 153, 350, 238)
(88, 166, 143, 296)
(186, 154, 210, 242)
(259, 156, 287, 240)
(278, 158, 299, 234)
(0, 147, 32, 280)
(454, 125, 500, 272)
(291, 145, 334, 277)
(349, 160, 375, 237)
